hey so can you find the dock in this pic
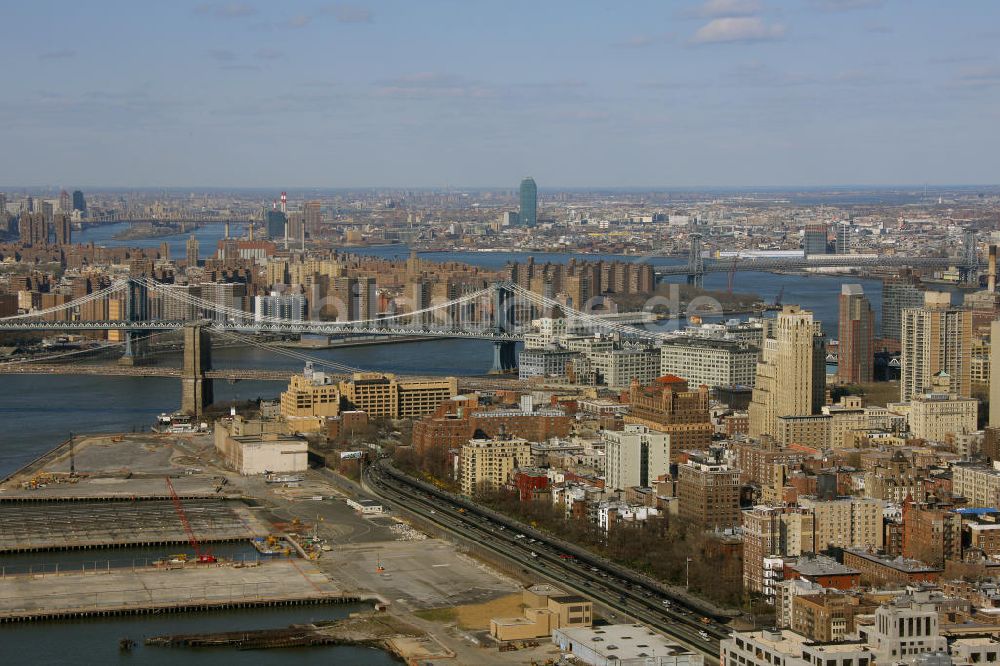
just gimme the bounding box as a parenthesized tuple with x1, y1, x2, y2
(0, 559, 360, 623)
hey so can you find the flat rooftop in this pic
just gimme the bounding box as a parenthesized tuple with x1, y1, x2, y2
(556, 623, 697, 659)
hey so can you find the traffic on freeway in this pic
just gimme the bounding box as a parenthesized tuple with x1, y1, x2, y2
(364, 459, 733, 661)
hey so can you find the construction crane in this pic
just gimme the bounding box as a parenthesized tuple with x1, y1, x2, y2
(165, 477, 217, 563)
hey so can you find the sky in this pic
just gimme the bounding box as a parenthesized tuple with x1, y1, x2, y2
(2, 0, 999, 189)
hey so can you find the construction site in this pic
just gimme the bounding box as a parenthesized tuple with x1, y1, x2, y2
(0, 431, 562, 664)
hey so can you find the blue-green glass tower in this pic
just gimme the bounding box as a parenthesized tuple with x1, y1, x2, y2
(519, 177, 537, 227)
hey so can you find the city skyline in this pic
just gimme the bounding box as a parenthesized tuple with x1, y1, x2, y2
(3, 1, 1000, 188)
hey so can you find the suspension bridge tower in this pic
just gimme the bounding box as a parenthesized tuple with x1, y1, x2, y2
(181, 322, 213, 417)
(960, 228, 980, 286)
(119, 279, 150, 366)
(490, 282, 518, 374)
(687, 233, 705, 288)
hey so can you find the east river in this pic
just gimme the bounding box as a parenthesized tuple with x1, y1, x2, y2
(3, 222, 888, 478)
(0, 222, 891, 659)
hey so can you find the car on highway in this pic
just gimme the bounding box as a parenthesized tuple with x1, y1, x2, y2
(699, 630, 711, 641)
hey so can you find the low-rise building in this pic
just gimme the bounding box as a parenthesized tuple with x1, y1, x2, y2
(842, 548, 942, 587)
(490, 586, 593, 642)
(555, 623, 704, 666)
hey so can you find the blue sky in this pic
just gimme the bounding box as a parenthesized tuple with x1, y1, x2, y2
(3, 0, 999, 188)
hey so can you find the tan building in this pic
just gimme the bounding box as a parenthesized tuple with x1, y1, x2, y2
(215, 420, 307, 476)
(460, 435, 532, 496)
(742, 506, 816, 598)
(280, 368, 340, 432)
(490, 585, 592, 642)
(791, 592, 874, 643)
(904, 392, 978, 442)
(797, 496, 884, 552)
(900, 291, 972, 401)
(339, 372, 457, 419)
(776, 414, 831, 449)
(623, 375, 714, 450)
(749, 307, 826, 439)
(677, 458, 742, 530)
(951, 463, 1000, 507)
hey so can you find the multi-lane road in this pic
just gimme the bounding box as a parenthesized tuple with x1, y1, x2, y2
(364, 459, 731, 663)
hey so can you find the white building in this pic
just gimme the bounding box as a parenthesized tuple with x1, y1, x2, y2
(589, 348, 661, 390)
(554, 623, 703, 666)
(660, 337, 759, 389)
(216, 432, 308, 476)
(603, 424, 670, 492)
(255, 290, 306, 322)
(721, 629, 873, 666)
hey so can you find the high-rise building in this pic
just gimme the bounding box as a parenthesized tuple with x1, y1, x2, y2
(52, 212, 71, 246)
(900, 291, 972, 401)
(623, 375, 714, 450)
(265, 209, 287, 239)
(603, 424, 670, 492)
(72, 190, 86, 213)
(18, 212, 48, 246)
(185, 234, 200, 267)
(802, 224, 828, 255)
(835, 222, 851, 254)
(881, 275, 924, 341)
(254, 291, 306, 321)
(991, 319, 1000, 427)
(677, 456, 741, 530)
(749, 306, 826, 439)
(519, 177, 537, 227)
(58, 190, 71, 213)
(460, 435, 532, 496)
(303, 201, 322, 237)
(837, 284, 874, 384)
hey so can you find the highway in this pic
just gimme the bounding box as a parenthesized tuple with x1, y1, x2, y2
(364, 459, 730, 663)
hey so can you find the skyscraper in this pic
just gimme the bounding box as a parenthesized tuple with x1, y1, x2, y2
(18, 212, 48, 246)
(52, 212, 72, 246)
(519, 177, 537, 227)
(265, 209, 287, 239)
(900, 291, 972, 401)
(882, 274, 924, 342)
(72, 190, 86, 213)
(748, 306, 826, 438)
(803, 224, 828, 255)
(837, 284, 874, 384)
(303, 201, 322, 237)
(58, 190, 71, 213)
(835, 222, 851, 254)
(185, 234, 200, 267)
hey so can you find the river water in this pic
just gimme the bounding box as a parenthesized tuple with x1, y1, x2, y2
(6, 223, 886, 478)
(0, 602, 400, 665)
(0, 223, 889, 658)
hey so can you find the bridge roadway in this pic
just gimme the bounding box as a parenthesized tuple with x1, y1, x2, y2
(0, 362, 532, 391)
(652, 254, 956, 276)
(364, 460, 730, 663)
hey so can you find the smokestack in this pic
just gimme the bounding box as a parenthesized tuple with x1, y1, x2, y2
(272, 200, 277, 210)
(990, 245, 997, 293)
(249, 224, 254, 241)
(280, 191, 287, 214)
(224, 222, 230, 239)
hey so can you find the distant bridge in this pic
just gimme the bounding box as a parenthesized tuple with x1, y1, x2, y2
(654, 231, 977, 287)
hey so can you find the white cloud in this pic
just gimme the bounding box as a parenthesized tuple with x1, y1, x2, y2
(690, 17, 786, 44)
